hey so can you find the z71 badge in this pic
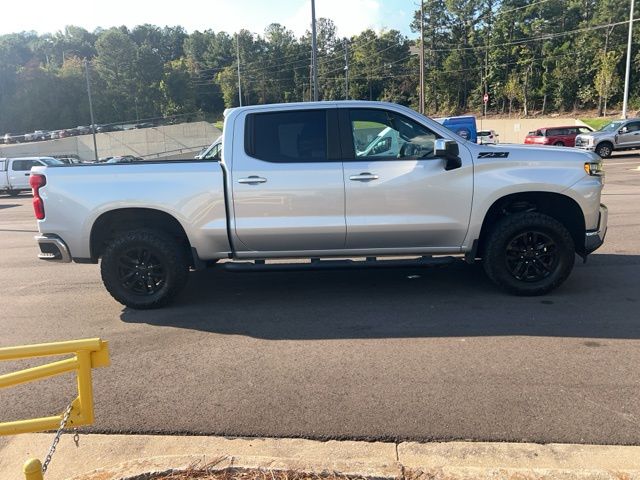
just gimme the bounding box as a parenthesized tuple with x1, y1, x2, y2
(478, 152, 510, 158)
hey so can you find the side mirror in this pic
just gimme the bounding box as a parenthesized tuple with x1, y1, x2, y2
(620, 127, 628, 134)
(434, 139, 462, 171)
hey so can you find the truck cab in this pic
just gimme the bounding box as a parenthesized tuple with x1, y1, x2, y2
(1, 157, 64, 196)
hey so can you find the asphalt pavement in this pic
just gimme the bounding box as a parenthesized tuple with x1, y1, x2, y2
(1, 153, 639, 445)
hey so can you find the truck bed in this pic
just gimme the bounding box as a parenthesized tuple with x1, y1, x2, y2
(32, 160, 231, 261)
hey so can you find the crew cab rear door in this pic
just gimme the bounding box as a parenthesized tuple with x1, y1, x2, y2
(230, 107, 346, 253)
(617, 121, 640, 147)
(340, 107, 473, 250)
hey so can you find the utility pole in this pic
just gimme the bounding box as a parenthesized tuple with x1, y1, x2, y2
(344, 39, 349, 100)
(236, 33, 243, 107)
(622, 0, 635, 119)
(83, 58, 99, 163)
(311, 0, 319, 101)
(419, 0, 425, 114)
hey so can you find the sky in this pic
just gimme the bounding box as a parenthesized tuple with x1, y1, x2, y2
(0, 0, 417, 38)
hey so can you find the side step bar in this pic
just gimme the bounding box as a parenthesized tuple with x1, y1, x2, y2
(222, 256, 459, 273)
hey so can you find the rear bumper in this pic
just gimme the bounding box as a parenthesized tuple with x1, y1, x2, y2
(35, 235, 72, 263)
(584, 204, 608, 254)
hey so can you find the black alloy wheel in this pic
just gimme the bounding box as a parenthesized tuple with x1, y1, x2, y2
(505, 230, 558, 282)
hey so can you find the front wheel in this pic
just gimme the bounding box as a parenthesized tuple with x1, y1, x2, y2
(7, 190, 20, 197)
(595, 142, 613, 158)
(553, 141, 565, 146)
(100, 230, 189, 309)
(482, 212, 575, 296)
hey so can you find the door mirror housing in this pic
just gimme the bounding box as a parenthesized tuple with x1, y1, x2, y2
(620, 127, 628, 134)
(434, 139, 462, 171)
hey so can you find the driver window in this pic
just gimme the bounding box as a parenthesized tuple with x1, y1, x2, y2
(349, 109, 438, 160)
(625, 122, 640, 133)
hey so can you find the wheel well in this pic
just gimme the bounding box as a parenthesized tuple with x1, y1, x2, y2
(90, 208, 193, 264)
(596, 140, 613, 149)
(477, 192, 586, 257)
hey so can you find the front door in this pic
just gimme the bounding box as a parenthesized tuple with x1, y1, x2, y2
(231, 108, 346, 253)
(616, 121, 640, 148)
(341, 108, 473, 250)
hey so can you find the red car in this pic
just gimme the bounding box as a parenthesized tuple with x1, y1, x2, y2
(524, 125, 593, 147)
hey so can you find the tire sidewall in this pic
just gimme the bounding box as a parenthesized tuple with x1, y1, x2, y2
(484, 213, 575, 295)
(101, 230, 187, 309)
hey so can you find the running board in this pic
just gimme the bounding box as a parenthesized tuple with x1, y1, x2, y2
(222, 256, 459, 273)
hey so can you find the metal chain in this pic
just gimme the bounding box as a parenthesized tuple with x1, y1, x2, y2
(41, 402, 80, 474)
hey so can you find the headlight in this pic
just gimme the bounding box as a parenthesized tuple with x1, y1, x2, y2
(584, 161, 603, 176)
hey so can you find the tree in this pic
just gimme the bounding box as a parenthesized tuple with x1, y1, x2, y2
(594, 51, 621, 116)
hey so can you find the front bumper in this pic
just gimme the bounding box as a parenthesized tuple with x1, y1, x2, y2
(584, 204, 608, 254)
(35, 235, 72, 263)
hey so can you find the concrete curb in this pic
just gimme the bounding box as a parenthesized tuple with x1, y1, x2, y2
(1, 434, 640, 480)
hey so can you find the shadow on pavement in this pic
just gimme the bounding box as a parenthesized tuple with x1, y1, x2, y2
(121, 253, 640, 340)
(0, 204, 20, 210)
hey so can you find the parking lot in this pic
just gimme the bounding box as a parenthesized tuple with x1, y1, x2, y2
(1, 153, 639, 445)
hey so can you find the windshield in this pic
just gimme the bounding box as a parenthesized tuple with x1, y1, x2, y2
(599, 121, 625, 132)
(41, 158, 65, 166)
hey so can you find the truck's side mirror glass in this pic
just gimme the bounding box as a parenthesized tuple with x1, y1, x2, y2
(434, 139, 461, 170)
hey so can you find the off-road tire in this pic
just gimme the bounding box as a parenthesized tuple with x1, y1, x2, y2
(101, 229, 188, 309)
(483, 212, 575, 296)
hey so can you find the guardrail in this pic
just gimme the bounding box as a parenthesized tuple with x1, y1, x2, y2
(0, 338, 110, 479)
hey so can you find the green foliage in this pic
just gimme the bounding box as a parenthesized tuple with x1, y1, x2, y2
(581, 118, 613, 130)
(0, 1, 638, 133)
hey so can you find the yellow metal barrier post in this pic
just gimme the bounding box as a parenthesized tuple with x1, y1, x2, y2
(0, 338, 110, 478)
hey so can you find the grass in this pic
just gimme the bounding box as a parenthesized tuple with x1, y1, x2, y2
(580, 118, 612, 130)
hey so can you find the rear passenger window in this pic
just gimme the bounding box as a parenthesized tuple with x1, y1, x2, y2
(11, 160, 39, 171)
(245, 110, 327, 162)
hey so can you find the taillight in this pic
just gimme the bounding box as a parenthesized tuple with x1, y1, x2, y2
(30, 174, 46, 220)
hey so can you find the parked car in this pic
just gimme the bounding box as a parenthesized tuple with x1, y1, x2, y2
(0, 157, 64, 196)
(55, 157, 81, 165)
(477, 130, 499, 145)
(575, 118, 640, 158)
(134, 122, 155, 129)
(59, 129, 74, 138)
(30, 100, 607, 309)
(75, 126, 91, 135)
(524, 126, 593, 147)
(3, 133, 21, 144)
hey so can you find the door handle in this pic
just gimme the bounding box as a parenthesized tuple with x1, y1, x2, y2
(238, 176, 267, 185)
(24, 173, 31, 176)
(349, 172, 379, 182)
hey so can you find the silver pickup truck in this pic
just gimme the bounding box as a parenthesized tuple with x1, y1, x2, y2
(575, 117, 640, 158)
(30, 101, 608, 309)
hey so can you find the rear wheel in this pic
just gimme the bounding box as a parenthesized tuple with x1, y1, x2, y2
(100, 229, 189, 309)
(595, 142, 613, 158)
(483, 212, 575, 296)
(7, 190, 20, 197)
(553, 141, 565, 146)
